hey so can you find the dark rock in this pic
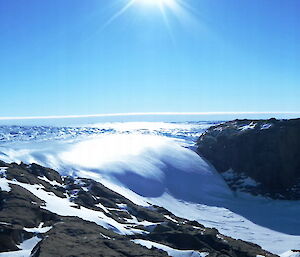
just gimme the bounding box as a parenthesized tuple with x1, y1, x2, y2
(140, 221, 275, 257)
(0, 184, 60, 227)
(0, 224, 32, 252)
(31, 217, 168, 257)
(197, 118, 300, 199)
(26, 163, 63, 184)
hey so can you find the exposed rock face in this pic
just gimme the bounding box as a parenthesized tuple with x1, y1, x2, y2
(32, 217, 167, 257)
(196, 118, 300, 199)
(0, 161, 276, 256)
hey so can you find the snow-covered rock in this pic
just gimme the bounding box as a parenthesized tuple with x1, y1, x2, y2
(0, 161, 276, 257)
(197, 118, 300, 199)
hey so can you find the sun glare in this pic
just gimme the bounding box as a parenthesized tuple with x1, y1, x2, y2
(136, 0, 175, 7)
(100, 0, 195, 34)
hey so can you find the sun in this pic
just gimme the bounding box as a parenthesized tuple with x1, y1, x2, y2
(136, 0, 175, 7)
(101, 0, 191, 32)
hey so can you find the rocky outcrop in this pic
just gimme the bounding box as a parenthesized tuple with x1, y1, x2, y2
(31, 217, 167, 257)
(197, 118, 300, 199)
(0, 161, 276, 256)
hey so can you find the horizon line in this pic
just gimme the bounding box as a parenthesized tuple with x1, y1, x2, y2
(0, 112, 300, 120)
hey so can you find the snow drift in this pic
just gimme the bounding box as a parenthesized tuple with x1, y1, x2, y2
(0, 133, 232, 203)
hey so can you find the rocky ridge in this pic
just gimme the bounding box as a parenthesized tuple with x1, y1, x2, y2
(0, 161, 276, 257)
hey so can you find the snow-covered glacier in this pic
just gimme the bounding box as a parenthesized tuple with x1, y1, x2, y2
(0, 121, 300, 255)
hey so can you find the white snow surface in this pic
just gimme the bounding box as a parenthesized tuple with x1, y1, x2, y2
(37, 176, 62, 187)
(238, 122, 256, 131)
(164, 215, 178, 223)
(0, 178, 10, 192)
(132, 239, 209, 257)
(0, 121, 300, 254)
(260, 123, 272, 130)
(23, 222, 52, 234)
(281, 251, 300, 257)
(0, 167, 11, 192)
(0, 236, 41, 257)
(3, 178, 145, 235)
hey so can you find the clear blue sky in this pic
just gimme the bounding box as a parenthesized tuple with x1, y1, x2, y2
(0, 0, 299, 117)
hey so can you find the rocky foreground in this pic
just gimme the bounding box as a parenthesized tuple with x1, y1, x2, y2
(0, 161, 276, 257)
(197, 118, 300, 199)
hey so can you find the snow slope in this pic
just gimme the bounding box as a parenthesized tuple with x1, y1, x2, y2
(132, 239, 209, 257)
(0, 121, 300, 255)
